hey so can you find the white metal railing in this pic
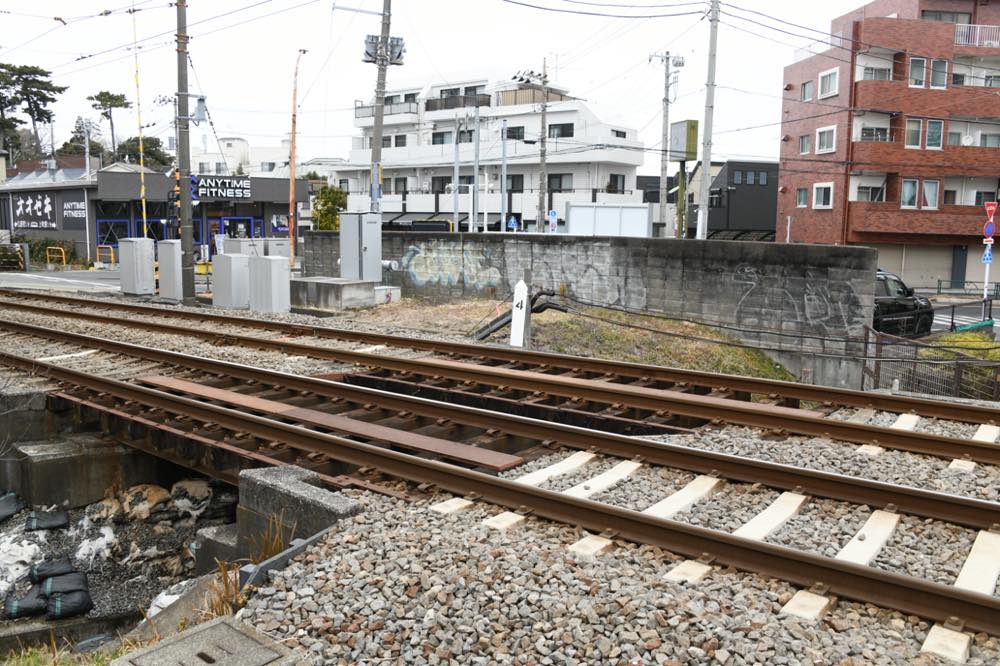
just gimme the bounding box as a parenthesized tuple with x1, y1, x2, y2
(955, 24, 1000, 47)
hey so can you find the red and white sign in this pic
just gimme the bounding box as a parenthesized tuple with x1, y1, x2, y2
(985, 238, 994, 245)
(986, 201, 998, 223)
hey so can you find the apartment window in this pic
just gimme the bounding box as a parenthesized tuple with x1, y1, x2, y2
(215, 162, 226, 174)
(506, 174, 524, 192)
(505, 125, 525, 140)
(921, 10, 971, 23)
(458, 175, 474, 186)
(860, 127, 890, 142)
(948, 131, 962, 145)
(858, 185, 886, 202)
(816, 126, 836, 153)
(796, 187, 808, 207)
(607, 174, 625, 193)
(338, 179, 349, 191)
(819, 68, 839, 98)
(758, 171, 768, 185)
(404, 93, 417, 103)
(905, 119, 923, 148)
(926, 120, 944, 149)
(747, 171, 756, 185)
(198, 162, 209, 173)
(910, 57, 927, 87)
(260, 162, 276, 172)
(463, 85, 484, 96)
(800, 80, 814, 101)
(430, 176, 451, 193)
(457, 129, 476, 144)
(548, 123, 574, 138)
(548, 173, 573, 192)
(381, 136, 392, 148)
(612, 129, 627, 139)
(863, 67, 891, 81)
(432, 131, 453, 145)
(382, 179, 393, 195)
(930, 60, 948, 89)
(944, 189, 957, 205)
(395, 177, 407, 194)
(976, 191, 997, 206)
(923, 180, 940, 209)
(981, 134, 1000, 147)
(395, 134, 407, 147)
(799, 135, 811, 154)
(813, 182, 833, 209)
(384, 95, 400, 105)
(733, 170, 743, 185)
(986, 76, 1000, 88)
(901, 179, 919, 208)
(952, 73, 967, 86)
(709, 190, 722, 208)
(440, 88, 460, 98)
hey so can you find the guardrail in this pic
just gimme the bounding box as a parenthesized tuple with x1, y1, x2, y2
(95, 245, 116, 264)
(44, 246, 67, 267)
(936, 279, 1000, 299)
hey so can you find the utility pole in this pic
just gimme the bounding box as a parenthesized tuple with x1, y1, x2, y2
(83, 122, 92, 263)
(472, 105, 480, 231)
(695, 0, 720, 240)
(288, 48, 307, 269)
(650, 52, 684, 236)
(676, 161, 687, 238)
(452, 115, 460, 231)
(537, 58, 548, 233)
(369, 0, 392, 213)
(500, 118, 508, 232)
(176, 0, 194, 303)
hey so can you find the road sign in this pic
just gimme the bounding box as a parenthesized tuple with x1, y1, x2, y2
(985, 238, 995, 245)
(547, 210, 558, 233)
(986, 221, 996, 238)
(987, 201, 998, 223)
(983, 246, 993, 264)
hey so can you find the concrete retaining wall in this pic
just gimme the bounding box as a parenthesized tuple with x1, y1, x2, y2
(303, 231, 877, 387)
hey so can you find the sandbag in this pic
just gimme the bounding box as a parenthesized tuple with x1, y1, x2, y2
(46, 590, 93, 620)
(3, 585, 46, 620)
(29, 556, 75, 583)
(25, 510, 69, 531)
(0, 491, 25, 522)
(41, 572, 88, 597)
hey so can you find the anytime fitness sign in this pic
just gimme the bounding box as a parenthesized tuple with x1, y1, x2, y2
(196, 176, 252, 200)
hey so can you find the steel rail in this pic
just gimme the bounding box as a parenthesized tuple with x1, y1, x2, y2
(1, 304, 997, 464)
(1, 318, 998, 529)
(2, 289, 998, 425)
(2, 349, 999, 635)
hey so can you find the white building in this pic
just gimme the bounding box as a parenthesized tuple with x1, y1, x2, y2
(332, 78, 645, 230)
(187, 135, 292, 176)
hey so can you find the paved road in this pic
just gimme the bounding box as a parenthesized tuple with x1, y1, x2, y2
(929, 299, 992, 333)
(0, 270, 121, 293)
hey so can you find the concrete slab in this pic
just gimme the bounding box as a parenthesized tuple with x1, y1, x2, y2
(954, 530, 1000, 595)
(836, 510, 900, 566)
(890, 413, 920, 431)
(779, 590, 832, 621)
(568, 534, 614, 557)
(483, 511, 525, 530)
(290, 276, 375, 311)
(920, 624, 972, 664)
(857, 444, 885, 456)
(563, 460, 642, 499)
(848, 408, 876, 424)
(641, 475, 722, 519)
(664, 560, 713, 584)
(733, 492, 808, 541)
(112, 616, 296, 666)
(430, 497, 474, 515)
(948, 459, 977, 473)
(515, 451, 597, 487)
(374, 285, 401, 305)
(194, 523, 238, 575)
(972, 424, 1000, 443)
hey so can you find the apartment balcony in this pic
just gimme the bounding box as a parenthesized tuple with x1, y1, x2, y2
(849, 201, 983, 237)
(851, 139, 1000, 178)
(955, 24, 1000, 48)
(854, 78, 1000, 119)
(424, 94, 491, 113)
(353, 101, 418, 128)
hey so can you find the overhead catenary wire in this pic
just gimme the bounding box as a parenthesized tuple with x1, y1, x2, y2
(500, 0, 708, 19)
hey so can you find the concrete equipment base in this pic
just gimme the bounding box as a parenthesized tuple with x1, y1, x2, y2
(290, 277, 375, 310)
(0, 389, 50, 443)
(193, 523, 239, 575)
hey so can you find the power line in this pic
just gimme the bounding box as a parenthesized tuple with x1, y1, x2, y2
(500, 0, 707, 19)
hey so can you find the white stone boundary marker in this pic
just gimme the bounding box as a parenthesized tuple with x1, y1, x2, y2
(36, 349, 98, 362)
(732, 492, 808, 541)
(509, 279, 528, 348)
(835, 510, 900, 565)
(642, 475, 722, 520)
(920, 531, 1000, 663)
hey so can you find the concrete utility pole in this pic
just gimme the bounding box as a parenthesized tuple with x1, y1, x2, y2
(176, 0, 194, 303)
(651, 52, 684, 235)
(452, 115, 460, 230)
(695, 0, 720, 241)
(472, 105, 481, 230)
(288, 48, 307, 269)
(500, 118, 508, 232)
(369, 0, 392, 213)
(537, 59, 548, 232)
(83, 122, 92, 263)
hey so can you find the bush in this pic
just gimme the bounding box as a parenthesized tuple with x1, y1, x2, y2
(11, 236, 76, 264)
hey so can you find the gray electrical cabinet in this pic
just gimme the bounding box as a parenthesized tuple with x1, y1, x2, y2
(119, 237, 155, 296)
(340, 213, 382, 281)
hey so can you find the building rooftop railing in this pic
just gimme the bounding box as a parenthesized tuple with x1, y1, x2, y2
(955, 23, 1000, 48)
(354, 101, 419, 118)
(424, 94, 492, 112)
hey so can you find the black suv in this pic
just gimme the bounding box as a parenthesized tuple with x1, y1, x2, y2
(874, 269, 934, 337)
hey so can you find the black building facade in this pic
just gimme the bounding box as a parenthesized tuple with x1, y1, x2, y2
(686, 160, 779, 241)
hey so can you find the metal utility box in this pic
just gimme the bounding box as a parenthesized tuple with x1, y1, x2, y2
(118, 237, 155, 296)
(213, 253, 250, 309)
(340, 213, 382, 281)
(224, 237, 265, 256)
(265, 238, 291, 258)
(158, 240, 182, 302)
(248, 255, 290, 313)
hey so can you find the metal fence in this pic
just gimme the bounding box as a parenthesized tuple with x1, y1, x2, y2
(936, 280, 1000, 299)
(862, 326, 1000, 400)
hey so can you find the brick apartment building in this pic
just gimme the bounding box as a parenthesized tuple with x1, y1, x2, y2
(777, 0, 1000, 288)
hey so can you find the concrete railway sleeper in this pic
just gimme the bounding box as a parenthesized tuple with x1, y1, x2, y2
(1, 319, 999, 530)
(0, 350, 998, 636)
(2, 289, 999, 425)
(0, 306, 998, 465)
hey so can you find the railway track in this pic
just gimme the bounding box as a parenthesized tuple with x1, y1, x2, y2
(2, 292, 1000, 467)
(0, 321, 998, 636)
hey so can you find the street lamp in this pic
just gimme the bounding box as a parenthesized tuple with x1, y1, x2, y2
(288, 48, 307, 270)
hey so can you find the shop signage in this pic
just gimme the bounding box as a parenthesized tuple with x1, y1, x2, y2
(195, 176, 252, 200)
(12, 192, 56, 229)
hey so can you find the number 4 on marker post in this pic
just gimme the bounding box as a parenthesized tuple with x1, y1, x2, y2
(510, 280, 528, 348)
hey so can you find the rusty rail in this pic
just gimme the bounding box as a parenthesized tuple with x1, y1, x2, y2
(1, 348, 998, 635)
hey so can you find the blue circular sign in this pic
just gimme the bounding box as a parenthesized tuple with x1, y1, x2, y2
(986, 221, 995, 238)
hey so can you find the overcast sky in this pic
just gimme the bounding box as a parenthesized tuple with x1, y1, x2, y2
(2, 0, 866, 174)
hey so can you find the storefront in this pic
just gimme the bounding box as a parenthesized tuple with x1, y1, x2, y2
(0, 163, 308, 261)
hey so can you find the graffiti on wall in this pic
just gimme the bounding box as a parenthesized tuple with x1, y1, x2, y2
(401, 241, 503, 289)
(733, 264, 862, 334)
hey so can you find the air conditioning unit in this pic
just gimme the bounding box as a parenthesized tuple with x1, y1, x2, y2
(962, 134, 975, 146)
(445, 184, 453, 193)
